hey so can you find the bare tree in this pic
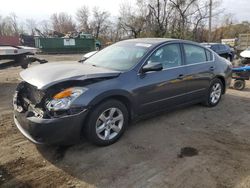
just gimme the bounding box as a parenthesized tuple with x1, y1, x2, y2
(76, 6, 91, 33)
(0, 13, 22, 36)
(104, 18, 125, 42)
(119, 1, 147, 38)
(169, 0, 198, 38)
(8, 13, 19, 35)
(90, 7, 110, 39)
(51, 12, 76, 33)
(148, 0, 173, 37)
(26, 19, 37, 35)
(0, 16, 8, 36)
(189, 1, 210, 41)
(39, 20, 51, 35)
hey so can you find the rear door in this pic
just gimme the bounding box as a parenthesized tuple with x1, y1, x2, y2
(182, 43, 215, 101)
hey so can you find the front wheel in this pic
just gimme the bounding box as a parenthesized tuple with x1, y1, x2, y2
(203, 78, 223, 107)
(85, 100, 128, 146)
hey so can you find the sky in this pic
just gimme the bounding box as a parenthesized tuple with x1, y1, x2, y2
(0, 0, 249, 22)
(220, 0, 250, 21)
(0, 0, 124, 20)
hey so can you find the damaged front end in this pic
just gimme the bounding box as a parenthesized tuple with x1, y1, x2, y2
(14, 82, 46, 118)
(13, 81, 90, 145)
(13, 62, 121, 144)
(13, 81, 90, 119)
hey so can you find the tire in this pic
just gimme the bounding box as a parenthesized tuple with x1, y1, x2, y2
(233, 79, 245, 90)
(203, 78, 224, 107)
(85, 100, 128, 146)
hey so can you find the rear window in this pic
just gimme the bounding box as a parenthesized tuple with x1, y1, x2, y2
(183, 44, 207, 64)
(219, 44, 227, 50)
(211, 45, 219, 51)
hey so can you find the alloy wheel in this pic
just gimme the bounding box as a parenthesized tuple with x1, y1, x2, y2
(95, 108, 124, 141)
(210, 83, 222, 104)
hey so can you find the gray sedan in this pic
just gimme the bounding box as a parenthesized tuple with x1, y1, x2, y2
(13, 38, 232, 146)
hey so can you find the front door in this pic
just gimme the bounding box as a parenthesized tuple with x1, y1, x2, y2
(134, 43, 188, 115)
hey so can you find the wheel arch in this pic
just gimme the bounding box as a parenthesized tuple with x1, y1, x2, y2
(88, 90, 135, 121)
(214, 75, 226, 94)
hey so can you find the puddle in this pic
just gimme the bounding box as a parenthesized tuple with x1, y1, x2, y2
(178, 147, 199, 158)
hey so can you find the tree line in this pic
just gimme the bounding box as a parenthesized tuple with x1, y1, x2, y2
(0, 0, 249, 43)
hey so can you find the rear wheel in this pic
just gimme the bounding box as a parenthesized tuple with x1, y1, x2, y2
(203, 78, 223, 107)
(85, 100, 128, 146)
(233, 79, 245, 90)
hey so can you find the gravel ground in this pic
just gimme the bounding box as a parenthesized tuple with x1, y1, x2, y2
(1, 55, 250, 188)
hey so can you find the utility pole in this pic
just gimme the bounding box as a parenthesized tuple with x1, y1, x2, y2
(208, 0, 212, 42)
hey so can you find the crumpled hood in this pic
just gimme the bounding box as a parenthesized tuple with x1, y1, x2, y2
(20, 62, 120, 89)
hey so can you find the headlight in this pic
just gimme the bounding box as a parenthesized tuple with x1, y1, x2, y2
(46, 87, 88, 111)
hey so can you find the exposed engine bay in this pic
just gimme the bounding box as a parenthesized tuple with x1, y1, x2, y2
(13, 78, 112, 119)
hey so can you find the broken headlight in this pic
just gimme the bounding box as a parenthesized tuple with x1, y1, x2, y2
(46, 87, 88, 111)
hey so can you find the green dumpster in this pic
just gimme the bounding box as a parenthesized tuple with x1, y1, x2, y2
(35, 37, 95, 54)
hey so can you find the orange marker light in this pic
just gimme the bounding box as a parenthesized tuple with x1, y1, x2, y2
(53, 88, 72, 99)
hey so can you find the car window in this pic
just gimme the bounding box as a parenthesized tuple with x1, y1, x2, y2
(85, 43, 149, 71)
(210, 45, 218, 51)
(225, 45, 230, 50)
(183, 44, 207, 64)
(148, 43, 182, 69)
(206, 50, 213, 61)
(219, 44, 226, 50)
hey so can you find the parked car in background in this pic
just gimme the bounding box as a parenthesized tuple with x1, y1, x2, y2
(201, 43, 235, 61)
(240, 47, 250, 58)
(13, 38, 232, 146)
(239, 48, 250, 65)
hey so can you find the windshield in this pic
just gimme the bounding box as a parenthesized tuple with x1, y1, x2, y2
(84, 42, 151, 71)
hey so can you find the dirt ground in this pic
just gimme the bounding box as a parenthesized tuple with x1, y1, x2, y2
(1, 55, 250, 188)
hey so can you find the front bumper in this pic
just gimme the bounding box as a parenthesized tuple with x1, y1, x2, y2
(13, 109, 88, 145)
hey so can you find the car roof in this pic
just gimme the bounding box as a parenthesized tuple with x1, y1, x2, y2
(201, 43, 225, 46)
(123, 38, 179, 44)
(116, 38, 184, 48)
(118, 38, 209, 49)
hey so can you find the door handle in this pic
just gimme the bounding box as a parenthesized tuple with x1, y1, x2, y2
(177, 74, 184, 80)
(209, 66, 215, 71)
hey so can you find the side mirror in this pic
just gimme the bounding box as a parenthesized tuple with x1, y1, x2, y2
(142, 63, 163, 73)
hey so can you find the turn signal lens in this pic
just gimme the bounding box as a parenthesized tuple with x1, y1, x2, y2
(53, 88, 72, 99)
(47, 87, 88, 111)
